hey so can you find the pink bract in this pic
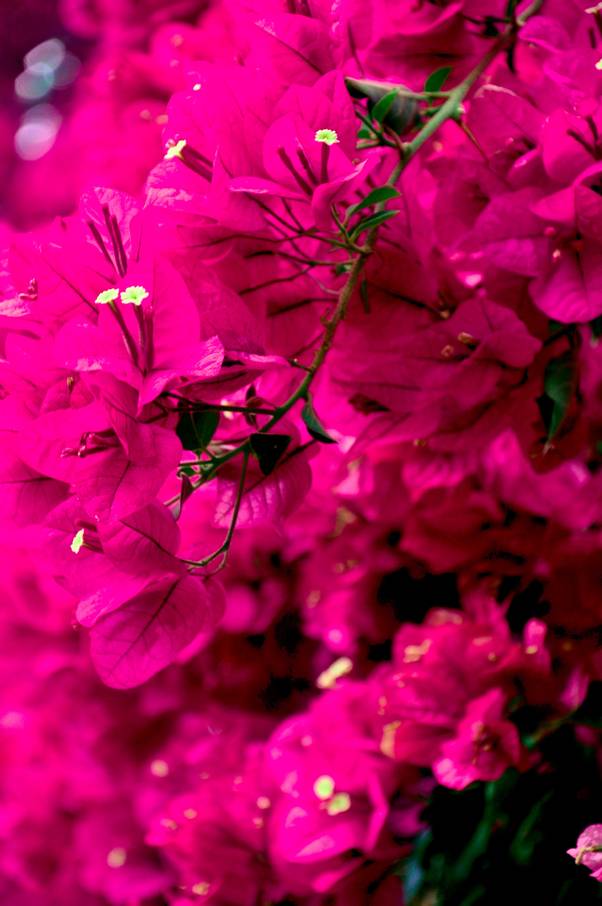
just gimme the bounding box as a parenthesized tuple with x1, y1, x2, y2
(0, 0, 600, 903)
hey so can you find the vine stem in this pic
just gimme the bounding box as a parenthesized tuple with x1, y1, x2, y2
(183, 450, 250, 569)
(516, 0, 544, 26)
(261, 250, 370, 432)
(262, 0, 544, 431)
(402, 0, 544, 162)
(163, 393, 276, 416)
(349, 80, 453, 102)
(170, 0, 545, 545)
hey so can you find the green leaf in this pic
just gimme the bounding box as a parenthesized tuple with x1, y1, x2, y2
(249, 433, 291, 475)
(301, 398, 336, 444)
(346, 77, 418, 134)
(509, 792, 553, 865)
(548, 318, 564, 334)
(371, 89, 400, 124)
(346, 186, 400, 219)
(400, 829, 432, 901)
(360, 277, 370, 313)
(543, 354, 574, 440)
(195, 410, 220, 449)
(459, 888, 487, 906)
(450, 808, 493, 884)
(334, 261, 353, 276)
(176, 409, 219, 452)
(350, 209, 399, 238)
(424, 66, 452, 93)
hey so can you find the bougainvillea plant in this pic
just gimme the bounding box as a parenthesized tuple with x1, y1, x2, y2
(0, 0, 600, 904)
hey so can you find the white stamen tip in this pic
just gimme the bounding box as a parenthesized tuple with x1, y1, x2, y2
(70, 529, 85, 554)
(120, 285, 149, 306)
(165, 138, 187, 160)
(313, 775, 335, 800)
(106, 847, 127, 868)
(314, 128, 339, 146)
(95, 288, 119, 305)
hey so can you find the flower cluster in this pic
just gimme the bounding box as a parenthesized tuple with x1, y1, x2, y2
(0, 0, 600, 904)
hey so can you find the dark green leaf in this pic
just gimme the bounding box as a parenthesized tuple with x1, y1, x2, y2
(400, 829, 432, 901)
(484, 17, 500, 37)
(450, 806, 493, 883)
(195, 410, 220, 449)
(509, 793, 553, 865)
(360, 277, 370, 313)
(301, 398, 336, 444)
(346, 77, 418, 134)
(543, 354, 574, 440)
(249, 433, 291, 475)
(350, 209, 399, 238)
(176, 409, 219, 452)
(459, 888, 487, 906)
(371, 89, 400, 124)
(334, 261, 353, 276)
(424, 66, 452, 93)
(345, 77, 371, 100)
(176, 413, 199, 452)
(346, 77, 411, 104)
(346, 186, 400, 219)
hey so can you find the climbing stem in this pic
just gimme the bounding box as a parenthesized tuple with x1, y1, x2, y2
(170, 0, 544, 529)
(262, 2, 544, 430)
(183, 449, 250, 569)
